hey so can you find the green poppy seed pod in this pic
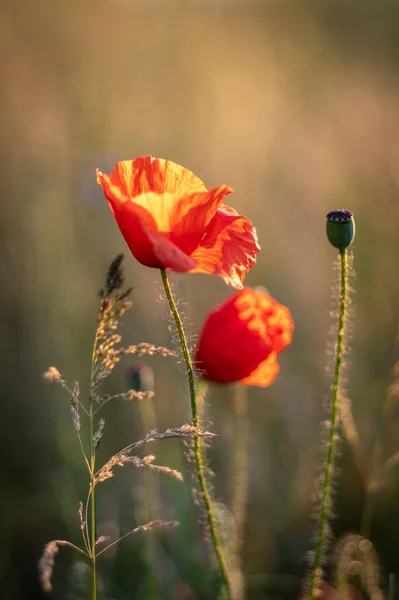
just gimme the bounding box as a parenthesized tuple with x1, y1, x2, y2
(326, 209, 355, 250)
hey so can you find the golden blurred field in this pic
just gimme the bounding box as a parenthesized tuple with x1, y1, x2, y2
(1, 1, 399, 598)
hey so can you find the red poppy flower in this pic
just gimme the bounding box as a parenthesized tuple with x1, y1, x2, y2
(96, 156, 259, 288)
(195, 288, 293, 387)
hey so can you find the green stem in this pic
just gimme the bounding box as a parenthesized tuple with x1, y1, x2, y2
(89, 405, 97, 600)
(160, 269, 233, 599)
(160, 270, 197, 424)
(308, 249, 348, 599)
(88, 323, 100, 600)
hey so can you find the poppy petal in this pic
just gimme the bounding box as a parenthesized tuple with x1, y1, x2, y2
(107, 156, 207, 196)
(244, 291, 294, 354)
(114, 199, 197, 270)
(99, 166, 231, 247)
(189, 205, 260, 289)
(98, 167, 234, 269)
(96, 172, 195, 269)
(147, 230, 197, 271)
(168, 185, 233, 255)
(240, 353, 280, 387)
(125, 187, 232, 253)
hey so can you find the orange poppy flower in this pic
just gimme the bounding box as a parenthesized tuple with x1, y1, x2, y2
(96, 156, 259, 288)
(195, 288, 293, 387)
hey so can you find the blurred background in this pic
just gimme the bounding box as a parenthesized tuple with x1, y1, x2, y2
(1, 0, 399, 598)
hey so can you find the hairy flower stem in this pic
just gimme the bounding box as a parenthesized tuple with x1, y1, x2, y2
(308, 249, 348, 599)
(160, 269, 233, 599)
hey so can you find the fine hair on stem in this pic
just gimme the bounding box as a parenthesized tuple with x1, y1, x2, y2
(160, 268, 237, 599)
(306, 249, 353, 599)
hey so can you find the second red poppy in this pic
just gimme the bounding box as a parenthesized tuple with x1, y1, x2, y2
(195, 287, 294, 387)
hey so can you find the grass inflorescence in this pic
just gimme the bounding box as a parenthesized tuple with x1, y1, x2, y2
(39, 256, 211, 597)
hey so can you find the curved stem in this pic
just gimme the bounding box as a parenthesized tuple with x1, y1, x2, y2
(160, 270, 197, 424)
(308, 249, 348, 599)
(160, 269, 233, 599)
(77, 431, 91, 473)
(57, 540, 89, 558)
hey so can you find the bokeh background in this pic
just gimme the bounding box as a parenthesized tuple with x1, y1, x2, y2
(1, 0, 399, 598)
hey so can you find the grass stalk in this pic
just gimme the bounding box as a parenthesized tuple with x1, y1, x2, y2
(160, 269, 233, 599)
(308, 249, 348, 599)
(89, 404, 97, 600)
(89, 324, 99, 600)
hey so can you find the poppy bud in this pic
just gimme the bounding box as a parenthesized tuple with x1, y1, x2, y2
(127, 363, 154, 392)
(326, 209, 355, 250)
